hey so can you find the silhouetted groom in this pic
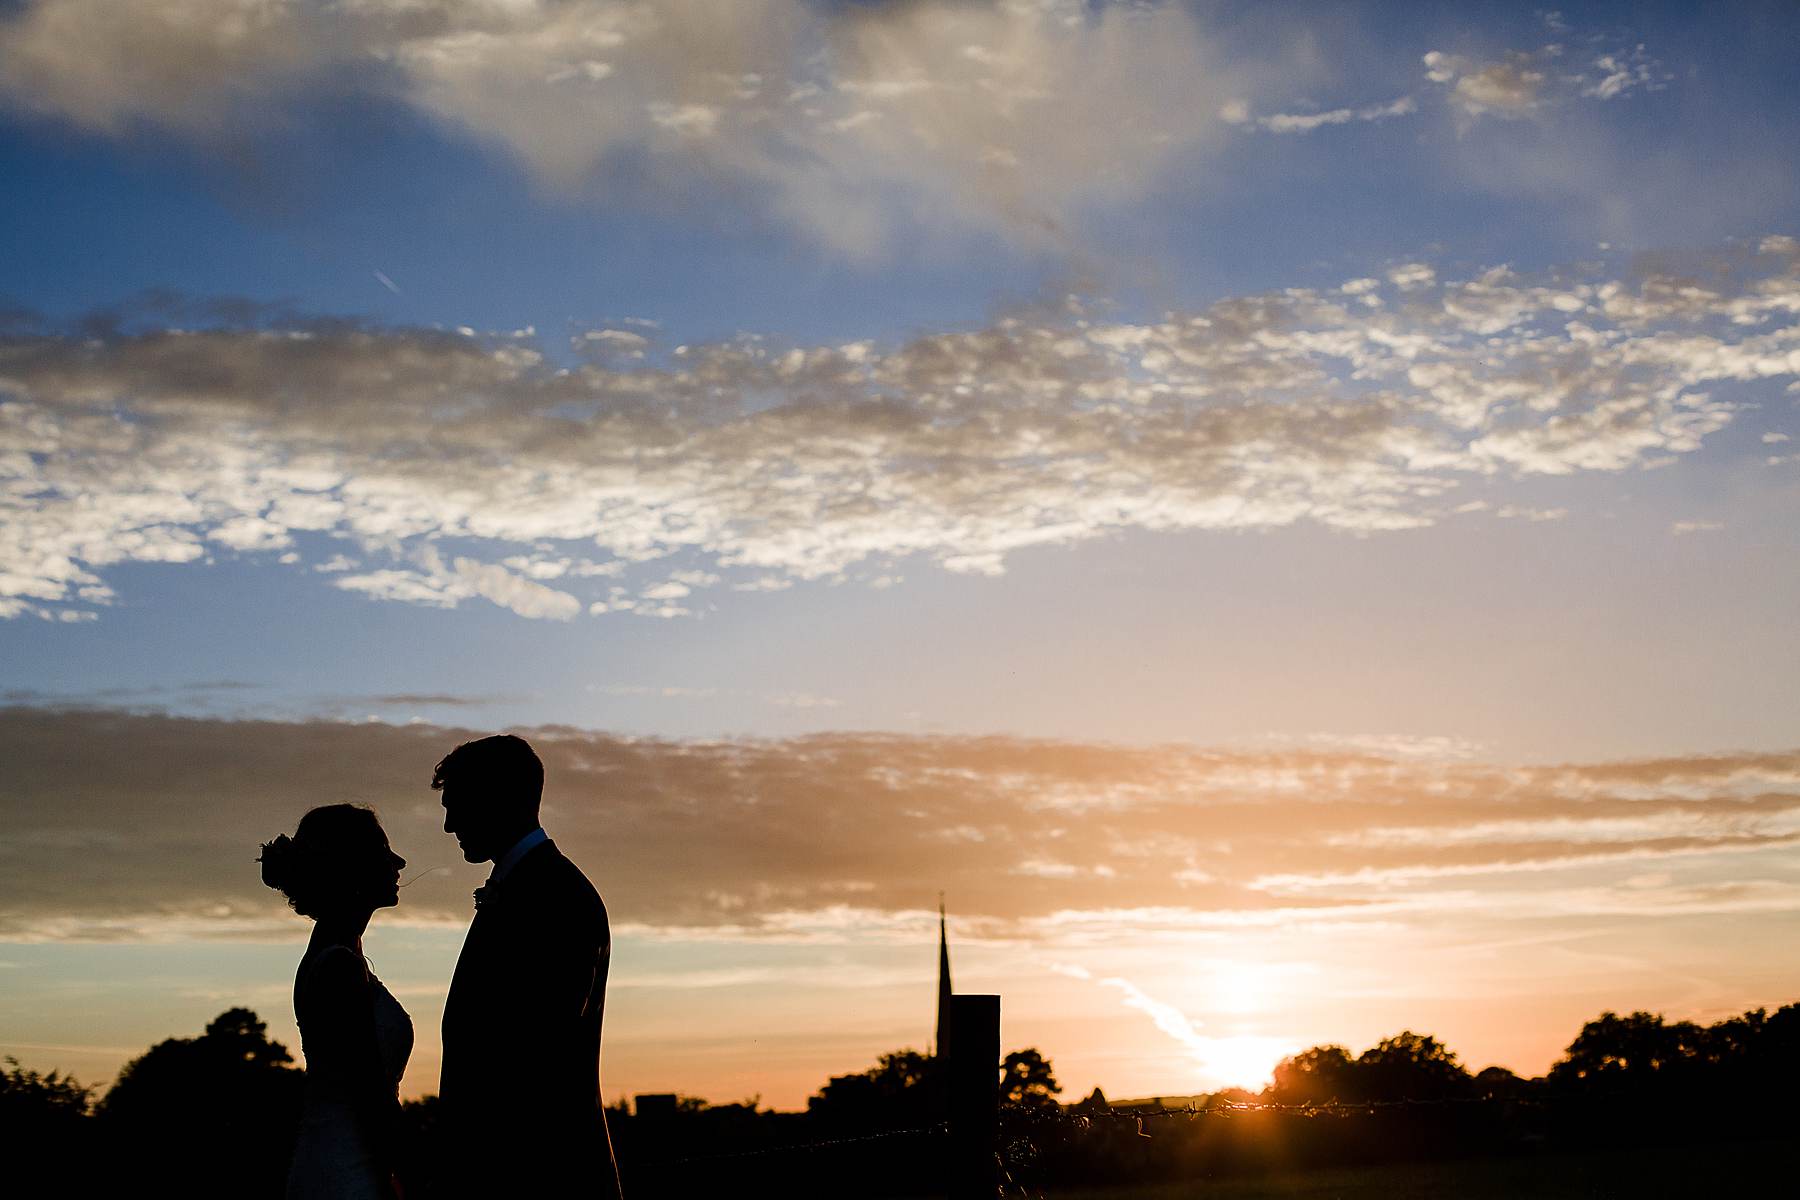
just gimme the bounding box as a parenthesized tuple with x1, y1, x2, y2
(435, 734, 622, 1198)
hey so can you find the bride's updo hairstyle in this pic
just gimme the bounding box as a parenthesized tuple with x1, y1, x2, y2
(260, 804, 386, 918)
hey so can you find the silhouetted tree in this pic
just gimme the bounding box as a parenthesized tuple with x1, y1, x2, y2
(1267, 1033, 1474, 1105)
(807, 1049, 943, 1134)
(1473, 1065, 1533, 1100)
(2, 1055, 92, 1123)
(1696, 1004, 1800, 1091)
(3, 1055, 95, 1188)
(1757, 1002, 1800, 1072)
(1356, 1031, 1473, 1101)
(1548, 1010, 1706, 1094)
(1266, 1044, 1359, 1105)
(97, 1008, 304, 1198)
(1000, 1048, 1062, 1108)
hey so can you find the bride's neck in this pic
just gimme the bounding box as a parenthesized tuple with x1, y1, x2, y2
(310, 908, 372, 952)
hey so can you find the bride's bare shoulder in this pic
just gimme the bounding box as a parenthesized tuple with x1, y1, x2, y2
(295, 945, 368, 1016)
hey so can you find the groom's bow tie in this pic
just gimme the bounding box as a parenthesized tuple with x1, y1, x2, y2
(473, 881, 500, 910)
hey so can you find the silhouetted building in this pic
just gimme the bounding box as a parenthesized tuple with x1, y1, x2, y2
(936, 896, 953, 1059)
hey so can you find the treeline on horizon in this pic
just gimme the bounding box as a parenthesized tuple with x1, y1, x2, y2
(6, 1001, 1798, 1197)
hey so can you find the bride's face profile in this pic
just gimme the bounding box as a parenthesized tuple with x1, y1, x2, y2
(310, 824, 406, 918)
(359, 830, 407, 912)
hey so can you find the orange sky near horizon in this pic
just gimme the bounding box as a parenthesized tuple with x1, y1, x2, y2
(4, 711, 1797, 1110)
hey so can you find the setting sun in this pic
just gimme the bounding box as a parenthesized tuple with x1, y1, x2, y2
(1194, 1035, 1298, 1093)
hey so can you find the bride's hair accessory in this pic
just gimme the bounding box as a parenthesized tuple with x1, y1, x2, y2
(258, 834, 300, 890)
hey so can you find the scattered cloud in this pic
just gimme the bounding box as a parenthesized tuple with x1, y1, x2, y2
(1387, 262, 1435, 290)
(1424, 48, 1549, 120)
(1423, 38, 1666, 124)
(449, 553, 582, 620)
(1222, 21, 1667, 145)
(4, 237, 1797, 621)
(1670, 520, 1724, 536)
(4, 707, 1799, 943)
(1579, 47, 1665, 102)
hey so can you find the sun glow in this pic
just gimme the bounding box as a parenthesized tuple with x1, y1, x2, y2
(1194, 1034, 1296, 1091)
(1212, 963, 1281, 1015)
(1187, 963, 1312, 1088)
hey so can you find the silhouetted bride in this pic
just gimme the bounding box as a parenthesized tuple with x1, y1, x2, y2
(261, 805, 413, 1199)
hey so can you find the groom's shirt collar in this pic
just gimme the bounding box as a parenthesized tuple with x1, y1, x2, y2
(488, 827, 547, 884)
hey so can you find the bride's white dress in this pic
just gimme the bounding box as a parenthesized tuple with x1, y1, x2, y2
(285, 944, 414, 1199)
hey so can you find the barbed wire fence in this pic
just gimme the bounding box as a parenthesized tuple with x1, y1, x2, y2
(634, 1094, 1557, 1194)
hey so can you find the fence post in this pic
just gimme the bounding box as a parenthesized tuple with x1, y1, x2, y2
(947, 993, 1000, 1199)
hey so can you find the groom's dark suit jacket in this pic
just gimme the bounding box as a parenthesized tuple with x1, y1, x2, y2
(440, 839, 622, 1197)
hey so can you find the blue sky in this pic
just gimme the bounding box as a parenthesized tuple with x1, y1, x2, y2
(3, 0, 1799, 1106)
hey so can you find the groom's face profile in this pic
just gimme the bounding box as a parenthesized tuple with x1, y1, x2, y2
(440, 786, 511, 864)
(433, 734, 545, 864)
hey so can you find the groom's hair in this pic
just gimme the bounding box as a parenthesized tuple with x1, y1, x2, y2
(431, 734, 545, 813)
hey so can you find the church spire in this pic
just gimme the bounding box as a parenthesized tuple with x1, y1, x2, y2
(935, 893, 953, 1059)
